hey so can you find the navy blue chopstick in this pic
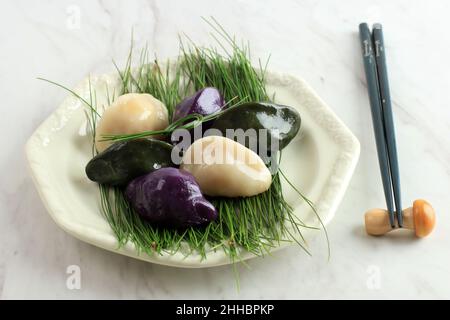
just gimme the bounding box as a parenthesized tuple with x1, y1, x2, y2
(358, 23, 396, 228)
(372, 24, 403, 227)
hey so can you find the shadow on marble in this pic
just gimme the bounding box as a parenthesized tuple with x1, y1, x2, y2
(352, 225, 417, 244)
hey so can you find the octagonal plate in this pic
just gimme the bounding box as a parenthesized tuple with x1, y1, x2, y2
(25, 65, 360, 268)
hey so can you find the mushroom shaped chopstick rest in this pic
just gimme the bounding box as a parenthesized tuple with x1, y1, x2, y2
(365, 199, 436, 237)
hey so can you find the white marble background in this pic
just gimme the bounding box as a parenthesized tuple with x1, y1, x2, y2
(1, 0, 449, 299)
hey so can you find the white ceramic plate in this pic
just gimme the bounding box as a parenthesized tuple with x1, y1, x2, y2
(26, 65, 360, 268)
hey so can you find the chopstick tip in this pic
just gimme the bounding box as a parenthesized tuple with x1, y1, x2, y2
(373, 23, 383, 30)
(359, 22, 369, 29)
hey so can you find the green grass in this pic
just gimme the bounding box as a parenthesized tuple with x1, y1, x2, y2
(39, 18, 328, 270)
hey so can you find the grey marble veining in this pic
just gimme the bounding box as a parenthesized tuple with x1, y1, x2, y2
(1, 0, 449, 299)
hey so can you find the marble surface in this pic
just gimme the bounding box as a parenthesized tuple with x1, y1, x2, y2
(1, 0, 449, 299)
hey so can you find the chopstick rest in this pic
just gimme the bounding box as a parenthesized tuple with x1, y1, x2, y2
(365, 200, 436, 237)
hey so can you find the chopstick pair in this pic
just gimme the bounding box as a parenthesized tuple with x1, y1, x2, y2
(359, 23, 403, 228)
